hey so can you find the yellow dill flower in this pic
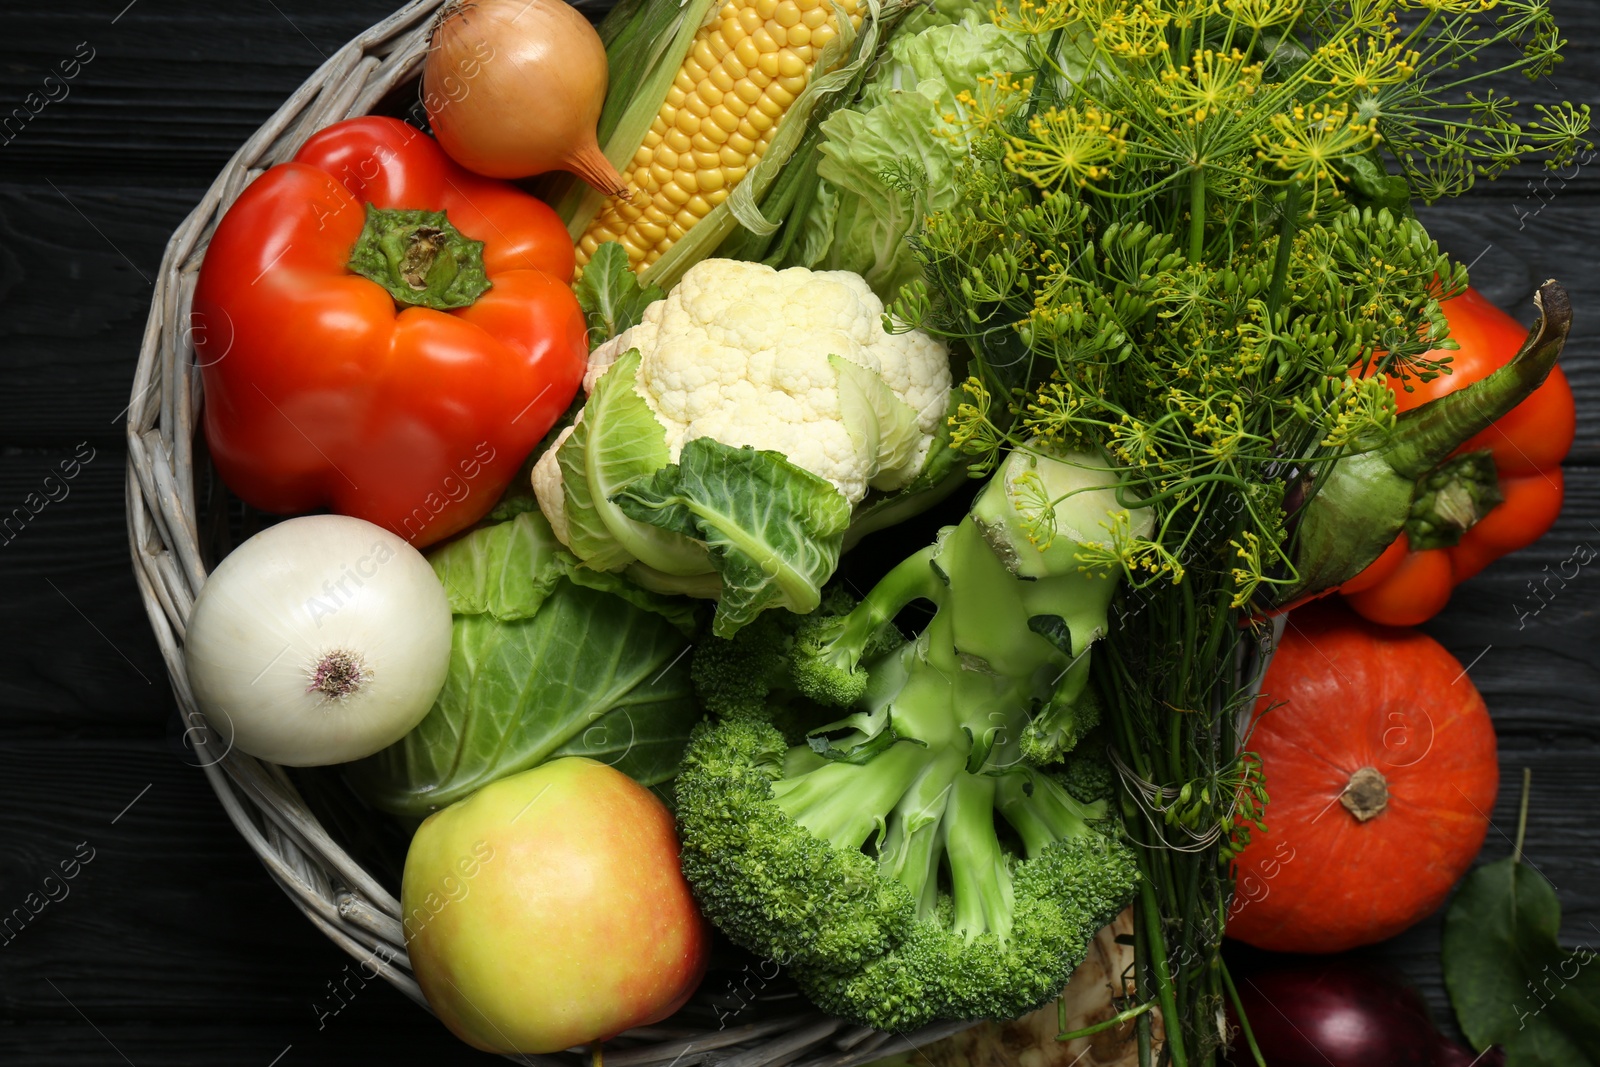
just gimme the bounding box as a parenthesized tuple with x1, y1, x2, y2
(992, 0, 1078, 35)
(1223, 0, 1304, 30)
(1228, 530, 1269, 607)
(943, 74, 1035, 140)
(1109, 413, 1165, 469)
(1255, 103, 1381, 202)
(1161, 0, 1217, 29)
(1160, 49, 1264, 120)
(1010, 467, 1061, 549)
(1080, 510, 1188, 582)
(1308, 36, 1418, 93)
(1094, 1, 1173, 60)
(1396, 0, 1493, 12)
(1008, 106, 1130, 188)
(948, 376, 1005, 472)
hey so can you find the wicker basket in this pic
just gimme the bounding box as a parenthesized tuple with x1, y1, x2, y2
(124, 2, 976, 1063)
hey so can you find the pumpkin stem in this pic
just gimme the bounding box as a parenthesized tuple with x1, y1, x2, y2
(1340, 766, 1388, 822)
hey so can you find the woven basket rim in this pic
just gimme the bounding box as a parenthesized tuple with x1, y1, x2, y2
(122, 2, 975, 1063)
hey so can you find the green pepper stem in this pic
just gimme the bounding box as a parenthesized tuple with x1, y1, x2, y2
(346, 204, 492, 311)
(1382, 281, 1571, 481)
(1512, 766, 1532, 866)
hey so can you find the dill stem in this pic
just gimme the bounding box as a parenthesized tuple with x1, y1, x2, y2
(1266, 180, 1301, 318)
(1190, 165, 1207, 263)
(1134, 900, 1153, 1067)
(1220, 961, 1267, 1067)
(1140, 876, 1189, 1067)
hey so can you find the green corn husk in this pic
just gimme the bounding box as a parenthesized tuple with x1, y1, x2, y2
(553, 0, 911, 289)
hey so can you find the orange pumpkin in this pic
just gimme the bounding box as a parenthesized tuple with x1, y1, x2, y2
(1225, 602, 1498, 953)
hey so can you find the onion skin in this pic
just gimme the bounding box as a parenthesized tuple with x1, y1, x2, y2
(1222, 956, 1502, 1067)
(183, 515, 452, 767)
(425, 0, 627, 194)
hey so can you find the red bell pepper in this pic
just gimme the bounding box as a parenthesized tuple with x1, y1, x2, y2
(1340, 288, 1575, 626)
(192, 116, 587, 547)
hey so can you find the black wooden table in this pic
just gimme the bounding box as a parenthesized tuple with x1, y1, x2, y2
(2, 3, 1595, 1063)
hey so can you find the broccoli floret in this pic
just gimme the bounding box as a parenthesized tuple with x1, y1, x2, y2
(675, 719, 917, 969)
(690, 609, 800, 721)
(694, 567, 923, 720)
(1020, 666, 1103, 766)
(674, 500, 1141, 1030)
(788, 767, 1137, 1029)
(1060, 733, 1118, 805)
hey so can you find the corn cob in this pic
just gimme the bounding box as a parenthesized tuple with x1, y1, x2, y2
(577, 0, 862, 272)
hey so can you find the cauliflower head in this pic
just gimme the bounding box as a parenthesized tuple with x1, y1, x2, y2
(582, 259, 950, 504)
(530, 260, 954, 637)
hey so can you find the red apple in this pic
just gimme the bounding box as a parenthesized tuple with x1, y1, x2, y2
(402, 757, 709, 1053)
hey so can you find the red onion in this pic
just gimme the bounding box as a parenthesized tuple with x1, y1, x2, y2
(1224, 957, 1502, 1067)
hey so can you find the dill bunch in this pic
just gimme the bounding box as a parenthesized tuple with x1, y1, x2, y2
(894, 0, 1588, 609)
(884, 3, 1586, 1064)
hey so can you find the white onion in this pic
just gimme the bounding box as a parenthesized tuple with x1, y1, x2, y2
(184, 515, 453, 767)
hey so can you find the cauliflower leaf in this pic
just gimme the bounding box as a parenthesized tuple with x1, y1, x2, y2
(616, 438, 853, 637)
(558, 349, 712, 576)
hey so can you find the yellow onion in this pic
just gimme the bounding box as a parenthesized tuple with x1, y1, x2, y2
(424, 0, 627, 195)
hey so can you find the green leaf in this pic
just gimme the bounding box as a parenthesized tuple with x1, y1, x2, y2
(563, 563, 704, 636)
(1338, 151, 1415, 218)
(614, 438, 853, 637)
(789, 22, 1027, 300)
(351, 580, 700, 818)
(557, 349, 714, 576)
(1444, 856, 1600, 1065)
(842, 388, 969, 551)
(831, 353, 924, 487)
(572, 242, 665, 347)
(427, 511, 569, 621)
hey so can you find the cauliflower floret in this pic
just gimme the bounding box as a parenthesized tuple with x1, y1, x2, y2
(584, 260, 951, 505)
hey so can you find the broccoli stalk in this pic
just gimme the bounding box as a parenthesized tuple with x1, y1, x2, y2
(676, 448, 1143, 1029)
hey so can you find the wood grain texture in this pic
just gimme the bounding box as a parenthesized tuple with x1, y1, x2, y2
(0, 0, 1596, 1063)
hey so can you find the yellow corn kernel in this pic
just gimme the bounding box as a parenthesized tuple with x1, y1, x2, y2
(577, 0, 862, 272)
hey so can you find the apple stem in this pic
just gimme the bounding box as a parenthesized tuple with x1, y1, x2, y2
(591, 1042, 604, 1067)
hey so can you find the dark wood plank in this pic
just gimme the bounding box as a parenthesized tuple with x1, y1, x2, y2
(0, 738, 377, 1022)
(0, 449, 172, 731)
(0, 3, 405, 181)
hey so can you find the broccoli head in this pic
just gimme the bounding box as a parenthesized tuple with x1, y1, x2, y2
(675, 484, 1142, 1030)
